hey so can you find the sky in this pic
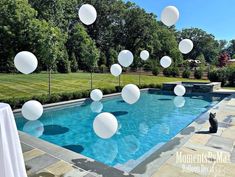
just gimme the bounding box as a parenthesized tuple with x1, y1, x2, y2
(125, 0, 235, 41)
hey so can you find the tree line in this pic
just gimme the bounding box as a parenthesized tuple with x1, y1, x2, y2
(1, 0, 235, 74)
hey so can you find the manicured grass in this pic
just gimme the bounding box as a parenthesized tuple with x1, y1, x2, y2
(0, 72, 209, 100)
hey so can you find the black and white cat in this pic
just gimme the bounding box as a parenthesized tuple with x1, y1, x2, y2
(209, 112, 218, 133)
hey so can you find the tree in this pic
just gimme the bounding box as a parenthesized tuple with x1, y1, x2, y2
(227, 40, 235, 56)
(218, 52, 230, 67)
(70, 53, 78, 72)
(67, 24, 99, 89)
(0, 0, 37, 72)
(29, 19, 68, 95)
(178, 28, 220, 63)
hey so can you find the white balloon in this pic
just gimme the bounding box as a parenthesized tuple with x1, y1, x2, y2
(160, 56, 172, 68)
(174, 96, 186, 108)
(110, 64, 122, 77)
(174, 85, 186, 96)
(161, 6, 179, 27)
(14, 51, 38, 74)
(179, 39, 194, 54)
(78, 4, 97, 25)
(93, 112, 118, 139)
(90, 101, 103, 113)
(23, 120, 44, 138)
(140, 50, 149, 61)
(122, 84, 140, 104)
(22, 100, 43, 121)
(90, 89, 103, 101)
(118, 50, 134, 67)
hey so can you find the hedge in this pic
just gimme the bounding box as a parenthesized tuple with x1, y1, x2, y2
(1, 84, 162, 110)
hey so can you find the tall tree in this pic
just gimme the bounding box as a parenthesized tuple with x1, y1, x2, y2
(178, 28, 220, 63)
(0, 0, 37, 72)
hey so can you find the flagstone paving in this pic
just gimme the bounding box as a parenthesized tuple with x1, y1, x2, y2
(152, 93, 235, 177)
(20, 90, 235, 177)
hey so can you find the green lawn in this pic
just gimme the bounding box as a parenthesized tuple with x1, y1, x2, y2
(0, 72, 210, 100)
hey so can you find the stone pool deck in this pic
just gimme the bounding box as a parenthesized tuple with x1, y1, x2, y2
(151, 91, 235, 177)
(19, 90, 235, 177)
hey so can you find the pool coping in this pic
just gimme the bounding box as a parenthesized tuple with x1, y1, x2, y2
(16, 89, 232, 177)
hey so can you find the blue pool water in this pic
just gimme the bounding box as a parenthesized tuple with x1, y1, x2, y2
(15, 90, 225, 169)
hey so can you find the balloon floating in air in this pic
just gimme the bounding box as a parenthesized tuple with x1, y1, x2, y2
(90, 89, 103, 102)
(22, 100, 43, 121)
(160, 56, 172, 68)
(118, 50, 134, 67)
(14, 51, 38, 74)
(140, 50, 149, 61)
(174, 85, 186, 96)
(122, 84, 140, 104)
(161, 6, 179, 27)
(78, 4, 97, 25)
(93, 112, 118, 139)
(90, 101, 103, 113)
(174, 96, 186, 108)
(179, 39, 194, 54)
(110, 64, 122, 77)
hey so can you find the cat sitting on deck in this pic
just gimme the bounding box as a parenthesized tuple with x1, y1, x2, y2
(209, 112, 218, 133)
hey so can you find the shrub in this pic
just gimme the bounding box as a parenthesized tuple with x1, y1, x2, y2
(152, 67, 159, 76)
(2, 84, 165, 109)
(194, 69, 203, 79)
(208, 68, 228, 86)
(163, 68, 172, 77)
(171, 67, 180, 77)
(57, 59, 71, 73)
(182, 69, 191, 78)
(70, 54, 78, 72)
(99, 64, 107, 73)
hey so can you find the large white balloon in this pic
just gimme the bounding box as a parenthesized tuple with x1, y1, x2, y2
(22, 100, 43, 121)
(118, 50, 134, 67)
(93, 112, 118, 139)
(90, 89, 103, 101)
(174, 85, 186, 96)
(174, 96, 186, 108)
(140, 50, 149, 61)
(14, 51, 38, 74)
(122, 84, 140, 104)
(160, 56, 172, 68)
(78, 4, 97, 25)
(179, 39, 194, 54)
(161, 6, 179, 27)
(23, 120, 44, 138)
(110, 64, 122, 77)
(90, 101, 103, 113)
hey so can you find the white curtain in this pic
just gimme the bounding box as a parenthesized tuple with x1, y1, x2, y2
(0, 103, 27, 177)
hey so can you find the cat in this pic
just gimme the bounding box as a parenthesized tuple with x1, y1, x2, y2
(209, 112, 218, 133)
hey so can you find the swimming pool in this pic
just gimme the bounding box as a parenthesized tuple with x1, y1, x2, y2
(15, 90, 225, 171)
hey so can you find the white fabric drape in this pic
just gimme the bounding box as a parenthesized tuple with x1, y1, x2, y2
(0, 103, 27, 177)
